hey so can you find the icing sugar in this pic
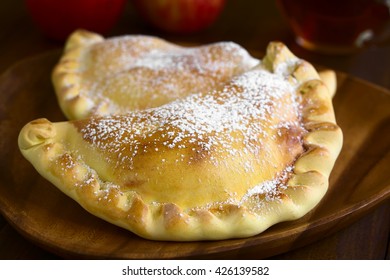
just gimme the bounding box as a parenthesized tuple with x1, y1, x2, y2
(80, 67, 301, 169)
(81, 37, 260, 113)
(240, 165, 293, 204)
(77, 65, 303, 206)
(82, 69, 296, 147)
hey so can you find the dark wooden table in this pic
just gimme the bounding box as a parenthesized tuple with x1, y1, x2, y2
(0, 0, 389, 260)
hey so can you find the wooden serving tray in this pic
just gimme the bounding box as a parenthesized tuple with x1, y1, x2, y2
(0, 51, 389, 259)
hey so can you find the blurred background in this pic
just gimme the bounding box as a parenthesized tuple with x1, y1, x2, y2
(1, 0, 389, 88)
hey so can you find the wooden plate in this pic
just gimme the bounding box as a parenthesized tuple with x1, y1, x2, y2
(0, 51, 389, 259)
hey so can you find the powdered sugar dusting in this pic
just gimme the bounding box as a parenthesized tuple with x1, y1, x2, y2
(81, 36, 260, 114)
(197, 164, 294, 212)
(240, 165, 293, 205)
(76, 65, 303, 208)
(80, 69, 298, 160)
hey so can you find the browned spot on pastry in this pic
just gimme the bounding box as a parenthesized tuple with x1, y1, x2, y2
(51, 153, 78, 183)
(304, 122, 339, 132)
(186, 140, 214, 164)
(209, 203, 242, 217)
(122, 179, 146, 191)
(190, 208, 214, 223)
(127, 195, 148, 228)
(299, 81, 330, 117)
(76, 176, 100, 201)
(161, 203, 188, 229)
(276, 125, 305, 157)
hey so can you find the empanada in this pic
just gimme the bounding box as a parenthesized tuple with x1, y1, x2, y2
(19, 42, 342, 241)
(52, 29, 259, 120)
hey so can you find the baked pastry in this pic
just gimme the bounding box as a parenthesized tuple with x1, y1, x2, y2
(19, 42, 342, 241)
(318, 69, 337, 98)
(52, 29, 259, 120)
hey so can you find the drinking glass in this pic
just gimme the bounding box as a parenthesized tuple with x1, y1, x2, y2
(276, 0, 390, 54)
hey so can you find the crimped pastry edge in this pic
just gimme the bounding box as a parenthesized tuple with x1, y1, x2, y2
(52, 29, 103, 120)
(20, 42, 343, 241)
(52, 30, 336, 120)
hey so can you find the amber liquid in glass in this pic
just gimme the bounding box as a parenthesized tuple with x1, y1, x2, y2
(277, 0, 390, 53)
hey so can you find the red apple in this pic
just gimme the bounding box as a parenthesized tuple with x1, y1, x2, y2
(132, 0, 226, 34)
(25, 0, 126, 41)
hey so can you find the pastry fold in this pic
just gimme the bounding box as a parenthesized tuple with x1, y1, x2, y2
(52, 29, 260, 119)
(19, 42, 342, 241)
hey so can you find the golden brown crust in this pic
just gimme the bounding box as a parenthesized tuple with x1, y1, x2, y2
(19, 42, 343, 241)
(319, 69, 337, 98)
(52, 29, 260, 120)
